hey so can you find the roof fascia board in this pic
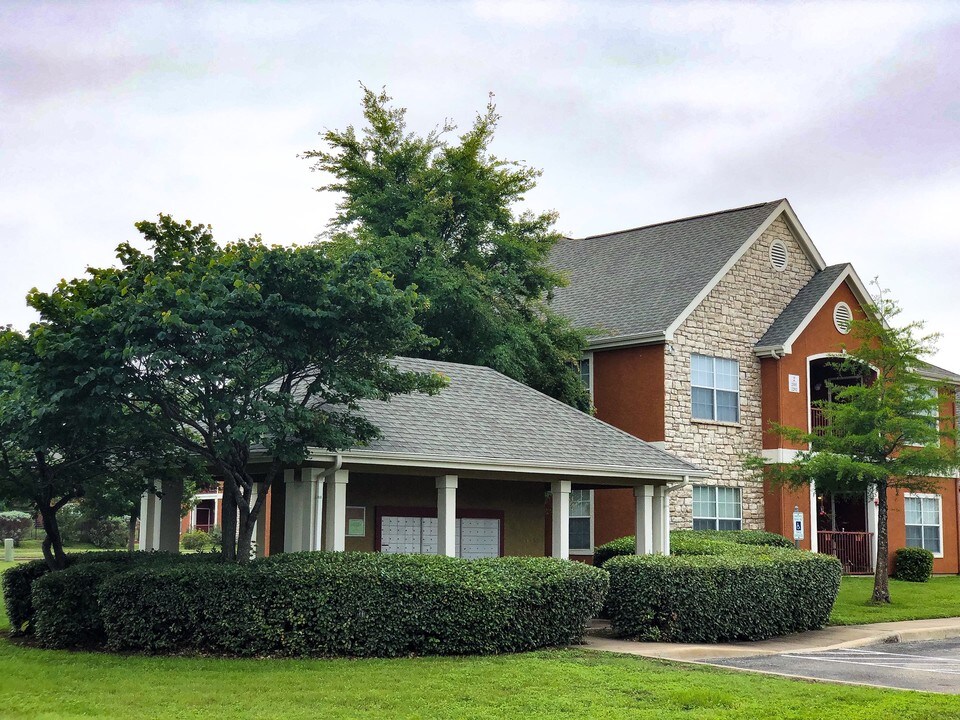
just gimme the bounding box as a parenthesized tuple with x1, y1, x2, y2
(586, 331, 667, 350)
(918, 369, 960, 385)
(779, 200, 827, 269)
(302, 449, 709, 480)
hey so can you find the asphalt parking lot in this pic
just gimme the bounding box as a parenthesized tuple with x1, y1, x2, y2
(709, 638, 960, 694)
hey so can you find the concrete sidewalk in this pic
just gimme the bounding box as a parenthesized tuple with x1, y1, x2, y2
(583, 616, 960, 662)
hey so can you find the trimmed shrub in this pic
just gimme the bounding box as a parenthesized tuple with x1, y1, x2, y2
(97, 552, 608, 657)
(593, 536, 637, 568)
(605, 542, 841, 643)
(593, 529, 794, 568)
(32, 559, 133, 647)
(2, 559, 56, 635)
(28, 552, 220, 648)
(0, 511, 33, 547)
(894, 546, 934, 582)
(181, 530, 212, 552)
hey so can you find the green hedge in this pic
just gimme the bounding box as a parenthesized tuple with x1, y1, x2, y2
(593, 529, 794, 567)
(605, 542, 840, 643)
(894, 547, 934, 582)
(1, 552, 214, 638)
(98, 553, 607, 657)
(2, 558, 59, 635)
(11, 552, 607, 657)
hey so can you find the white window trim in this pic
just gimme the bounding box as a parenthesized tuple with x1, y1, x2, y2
(569, 488, 594, 554)
(691, 353, 741, 423)
(904, 492, 944, 558)
(692, 485, 743, 531)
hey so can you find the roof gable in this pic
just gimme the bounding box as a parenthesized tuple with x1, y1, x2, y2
(549, 199, 825, 348)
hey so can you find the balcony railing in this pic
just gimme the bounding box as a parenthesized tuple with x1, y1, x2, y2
(811, 407, 829, 436)
(817, 531, 874, 574)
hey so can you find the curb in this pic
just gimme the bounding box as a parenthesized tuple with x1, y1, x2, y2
(819, 624, 960, 652)
(582, 620, 960, 662)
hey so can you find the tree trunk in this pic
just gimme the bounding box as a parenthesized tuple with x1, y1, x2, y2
(221, 479, 238, 562)
(236, 502, 255, 563)
(38, 505, 68, 571)
(871, 480, 891, 604)
(127, 501, 140, 553)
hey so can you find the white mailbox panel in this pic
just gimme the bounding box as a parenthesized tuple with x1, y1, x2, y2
(379, 515, 500, 558)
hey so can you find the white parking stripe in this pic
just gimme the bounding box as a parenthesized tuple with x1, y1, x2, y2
(781, 652, 960, 675)
(790, 648, 960, 664)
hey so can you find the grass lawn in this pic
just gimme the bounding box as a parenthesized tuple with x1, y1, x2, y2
(2, 562, 960, 718)
(13, 538, 107, 561)
(831, 575, 960, 626)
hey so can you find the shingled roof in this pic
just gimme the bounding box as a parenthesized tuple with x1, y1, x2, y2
(756, 264, 850, 351)
(333, 357, 706, 479)
(548, 200, 787, 344)
(919, 361, 960, 385)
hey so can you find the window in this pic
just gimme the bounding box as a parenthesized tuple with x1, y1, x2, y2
(578, 356, 592, 399)
(569, 489, 593, 552)
(906, 386, 940, 446)
(691, 354, 740, 422)
(905, 494, 942, 556)
(692, 485, 742, 530)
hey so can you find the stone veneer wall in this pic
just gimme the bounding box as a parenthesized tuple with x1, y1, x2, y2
(663, 215, 818, 529)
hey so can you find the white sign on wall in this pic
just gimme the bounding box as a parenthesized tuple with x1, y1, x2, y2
(788, 374, 801, 393)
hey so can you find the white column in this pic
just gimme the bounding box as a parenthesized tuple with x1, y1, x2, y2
(283, 469, 304, 553)
(324, 469, 349, 552)
(158, 477, 184, 553)
(138, 486, 161, 551)
(809, 480, 819, 553)
(635, 485, 654, 554)
(436, 475, 458, 557)
(551, 480, 571, 559)
(652, 485, 669, 555)
(867, 484, 879, 571)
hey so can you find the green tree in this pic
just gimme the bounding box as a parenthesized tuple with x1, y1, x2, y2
(28, 216, 445, 562)
(304, 87, 590, 410)
(0, 328, 193, 568)
(753, 287, 960, 603)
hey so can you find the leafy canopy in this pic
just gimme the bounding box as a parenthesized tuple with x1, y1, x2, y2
(27, 216, 446, 560)
(304, 87, 591, 410)
(0, 326, 193, 568)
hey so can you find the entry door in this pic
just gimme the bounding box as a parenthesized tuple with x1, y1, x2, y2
(379, 515, 500, 558)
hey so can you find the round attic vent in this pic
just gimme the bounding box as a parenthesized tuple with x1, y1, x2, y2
(769, 240, 789, 271)
(834, 302, 853, 334)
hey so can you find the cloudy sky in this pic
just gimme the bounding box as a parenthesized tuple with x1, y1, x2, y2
(2, 1, 958, 368)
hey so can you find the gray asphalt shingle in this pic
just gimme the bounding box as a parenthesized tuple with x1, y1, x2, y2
(548, 200, 784, 341)
(756, 264, 849, 349)
(347, 357, 704, 476)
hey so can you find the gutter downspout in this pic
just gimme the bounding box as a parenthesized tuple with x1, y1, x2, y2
(313, 453, 343, 552)
(658, 476, 691, 556)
